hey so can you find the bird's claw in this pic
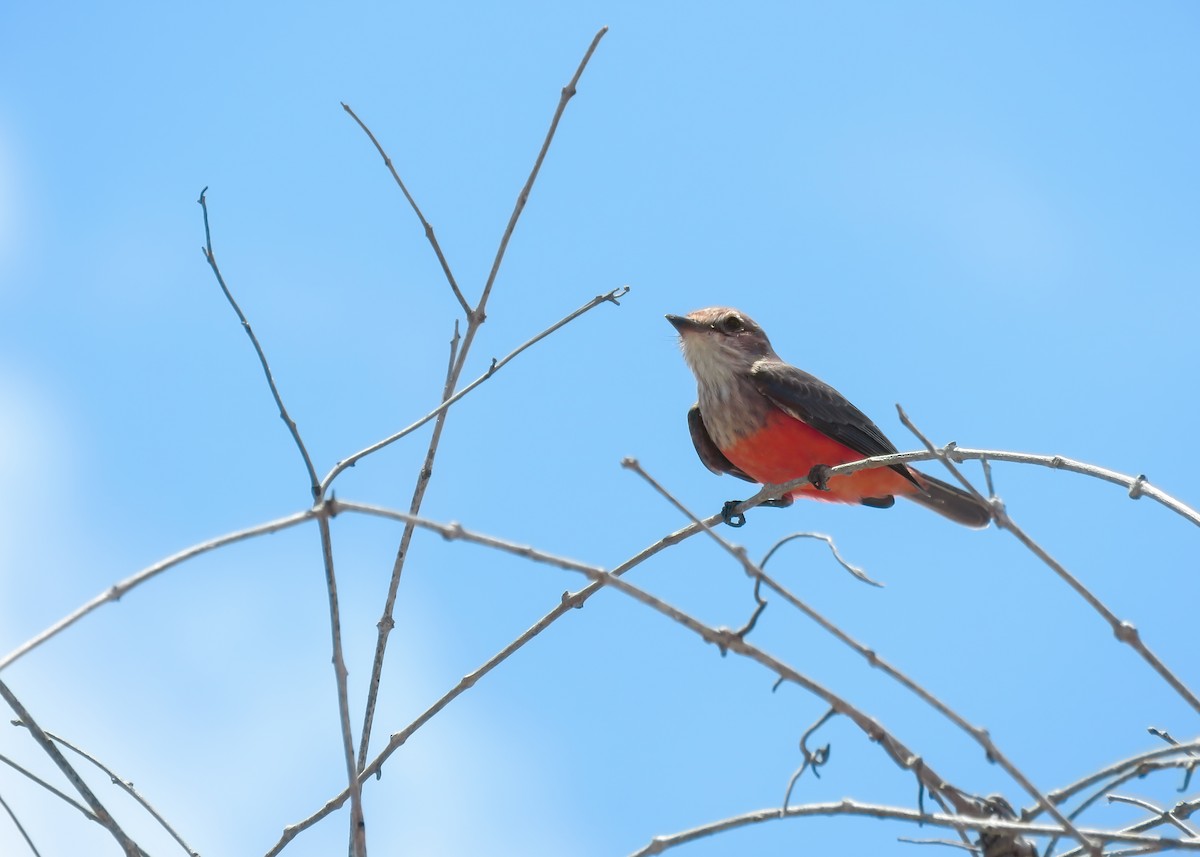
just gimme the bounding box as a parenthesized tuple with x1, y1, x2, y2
(721, 501, 746, 528)
(808, 464, 831, 492)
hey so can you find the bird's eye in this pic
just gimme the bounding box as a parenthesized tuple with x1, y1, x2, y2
(718, 315, 745, 334)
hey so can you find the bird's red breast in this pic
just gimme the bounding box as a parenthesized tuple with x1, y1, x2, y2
(721, 408, 921, 504)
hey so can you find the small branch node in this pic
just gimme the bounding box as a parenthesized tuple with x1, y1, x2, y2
(1129, 474, 1147, 499)
(1115, 620, 1140, 644)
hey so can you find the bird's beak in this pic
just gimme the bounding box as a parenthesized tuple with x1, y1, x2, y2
(666, 314, 706, 335)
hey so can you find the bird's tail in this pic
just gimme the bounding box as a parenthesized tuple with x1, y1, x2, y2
(905, 470, 992, 529)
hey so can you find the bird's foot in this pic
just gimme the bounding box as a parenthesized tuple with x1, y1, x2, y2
(722, 494, 793, 527)
(808, 464, 832, 492)
(721, 501, 747, 528)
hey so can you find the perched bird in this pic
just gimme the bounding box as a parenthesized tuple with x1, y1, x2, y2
(667, 307, 991, 528)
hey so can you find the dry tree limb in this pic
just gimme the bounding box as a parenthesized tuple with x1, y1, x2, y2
(347, 26, 610, 772)
(0, 509, 317, 672)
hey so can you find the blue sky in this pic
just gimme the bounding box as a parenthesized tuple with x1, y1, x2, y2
(2, 3, 1198, 855)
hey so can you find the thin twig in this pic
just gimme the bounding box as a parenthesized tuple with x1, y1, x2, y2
(1108, 794, 1199, 838)
(314, 517, 365, 856)
(0, 509, 317, 672)
(898, 408, 1200, 715)
(476, 26, 608, 322)
(0, 752, 92, 818)
(623, 458, 1097, 853)
(897, 837, 980, 852)
(0, 790, 41, 856)
(13, 726, 198, 856)
(0, 680, 140, 857)
(341, 103, 472, 317)
(323, 286, 627, 491)
(781, 707, 836, 809)
(197, 188, 320, 496)
(761, 531, 883, 588)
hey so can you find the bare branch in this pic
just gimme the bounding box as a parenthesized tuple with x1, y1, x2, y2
(0, 509, 317, 672)
(475, 26, 608, 322)
(197, 188, 320, 496)
(1, 680, 140, 856)
(341, 102, 472, 316)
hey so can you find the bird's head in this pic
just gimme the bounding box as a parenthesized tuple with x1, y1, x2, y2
(666, 307, 777, 388)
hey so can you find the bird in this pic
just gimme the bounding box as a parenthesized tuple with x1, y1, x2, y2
(667, 307, 991, 528)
